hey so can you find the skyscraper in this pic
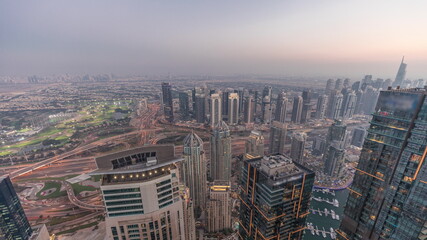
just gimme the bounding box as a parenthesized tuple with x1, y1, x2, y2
(326, 79, 335, 93)
(335, 78, 343, 90)
(182, 133, 207, 211)
(206, 182, 231, 233)
(91, 145, 188, 240)
(328, 90, 343, 120)
(0, 176, 32, 240)
(291, 96, 303, 124)
(222, 90, 230, 119)
(392, 56, 407, 87)
(269, 121, 287, 154)
(228, 93, 239, 125)
(341, 90, 357, 119)
(350, 127, 366, 148)
(210, 93, 222, 128)
(301, 90, 312, 123)
(290, 132, 307, 164)
(338, 88, 427, 240)
(210, 121, 232, 181)
(178, 91, 190, 120)
(161, 82, 174, 122)
(245, 130, 264, 159)
(326, 119, 347, 145)
(243, 95, 255, 124)
(275, 91, 288, 123)
(315, 94, 328, 119)
(238, 154, 314, 240)
(194, 93, 206, 123)
(262, 86, 272, 123)
(323, 141, 345, 176)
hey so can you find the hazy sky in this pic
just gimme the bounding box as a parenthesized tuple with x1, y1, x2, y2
(1, 1, 426, 78)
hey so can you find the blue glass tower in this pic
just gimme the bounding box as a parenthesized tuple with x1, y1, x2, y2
(0, 176, 32, 240)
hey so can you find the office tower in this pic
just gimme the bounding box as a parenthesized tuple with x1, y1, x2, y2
(269, 121, 287, 154)
(326, 79, 335, 93)
(326, 119, 347, 145)
(194, 93, 206, 123)
(291, 96, 303, 123)
(210, 121, 232, 181)
(354, 90, 364, 115)
(301, 90, 312, 123)
(338, 88, 427, 240)
(245, 130, 264, 159)
(235, 88, 245, 114)
(238, 154, 314, 240)
(328, 91, 343, 120)
(222, 90, 230, 118)
(182, 188, 196, 240)
(350, 127, 366, 148)
(161, 82, 174, 122)
(0, 176, 32, 240)
(243, 95, 255, 124)
(210, 93, 222, 128)
(262, 86, 272, 101)
(253, 90, 259, 114)
(275, 91, 288, 123)
(392, 56, 407, 87)
(362, 75, 373, 91)
(262, 96, 272, 124)
(290, 132, 307, 164)
(373, 78, 384, 89)
(352, 81, 361, 92)
(341, 90, 356, 119)
(228, 93, 239, 125)
(182, 133, 207, 211)
(343, 78, 351, 88)
(360, 86, 380, 114)
(207, 182, 231, 233)
(323, 141, 345, 176)
(92, 146, 187, 240)
(315, 94, 328, 119)
(312, 136, 327, 156)
(178, 92, 190, 120)
(335, 78, 343, 90)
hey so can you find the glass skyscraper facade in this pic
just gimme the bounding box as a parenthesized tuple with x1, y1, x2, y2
(338, 88, 427, 240)
(238, 154, 314, 240)
(0, 176, 32, 240)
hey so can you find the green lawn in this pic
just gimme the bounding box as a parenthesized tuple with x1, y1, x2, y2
(71, 183, 97, 195)
(36, 181, 66, 200)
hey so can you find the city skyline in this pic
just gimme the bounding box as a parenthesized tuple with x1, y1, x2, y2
(1, 1, 427, 78)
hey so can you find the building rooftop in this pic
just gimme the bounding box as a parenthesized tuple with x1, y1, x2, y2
(247, 154, 313, 185)
(91, 145, 182, 175)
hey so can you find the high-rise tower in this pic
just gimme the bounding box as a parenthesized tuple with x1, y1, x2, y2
(238, 154, 314, 240)
(182, 133, 207, 211)
(290, 132, 307, 164)
(392, 56, 407, 87)
(291, 96, 303, 124)
(210, 121, 232, 181)
(243, 95, 255, 124)
(315, 94, 328, 119)
(207, 181, 231, 233)
(90, 145, 190, 240)
(245, 130, 265, 159)
(269, 121, 287, 154)
(161, 82, 174, 122)
(301, 90, 312, 123)
(210, 93, 222, 128)
(338, 88, 427, 240)
(228, 93, 239, 125)
(0, 176, 32, 240)
(178, 91, 190, 120)
(275, 91, 288, 123)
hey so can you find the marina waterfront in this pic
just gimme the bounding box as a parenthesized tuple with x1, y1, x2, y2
(303, 188, 349, 240)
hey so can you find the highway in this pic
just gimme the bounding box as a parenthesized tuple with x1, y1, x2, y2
(62, 181, 104, 211)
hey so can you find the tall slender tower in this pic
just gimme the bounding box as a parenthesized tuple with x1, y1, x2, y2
(243, 95, 255, 124)
(239, 154, 314, 240)
(392, 56, 407, 87)
(182, 132, 207, 211)
(301, 90, 312, 123)
(269, 121, 287, 154)
(228, 93, 239, 125)
(179, 91, 190, 120)
(210, 121, 232, 181)
(161, 82, 174, 122)
(210, 93, 222, 128)
(207, 181, 231, 233)
(338, 88, 427, 240)
(262, 86, 272, 123)
(290, 132, 307, 164)
(315, 94, 328, 119)
(275, 91, 288, 123)
(291, 96, 303, 123)
(0, 176, 33, 240)
(245, 130, 265, 159)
